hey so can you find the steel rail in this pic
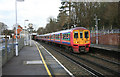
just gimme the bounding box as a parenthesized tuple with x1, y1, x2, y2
(87, 54, 120, 65)
(41, 42, 120, 76)
(71, 53, 120, 76)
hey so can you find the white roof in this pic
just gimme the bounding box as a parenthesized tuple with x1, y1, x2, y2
(37, 27, 87, 36)
(32, 33, 37, 35)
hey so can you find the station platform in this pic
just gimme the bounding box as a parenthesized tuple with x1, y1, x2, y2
(90, 44, 120, 52)
(2, 40, 73, 77)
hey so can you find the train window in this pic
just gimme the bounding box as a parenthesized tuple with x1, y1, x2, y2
(68, 34, 70, 41)
(58, 34, 59, 39)
(58, 35, 59, 39)
(51, 35, 54, 39)
(48, 36, 49, 39)
(55, 35, 57, 39)
(74, 32, 78, 38)
(55, 34, 60, 39)
(63, 34, 65, 40)
(63, 34, 66, 40)
(63, 34, 65, 39)
(62, 33, 70, 41)
(80, 32, 83, 38)
(85, 31, 89, 38)
(59, 34, 60, 39)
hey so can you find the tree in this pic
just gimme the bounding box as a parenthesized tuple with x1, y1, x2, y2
(0, 22, 7, 34)
(57, 12, 68, 29)
(58, 2, 119, 29)
(45, 17, 58, 33)
(37, 27, 44, 34)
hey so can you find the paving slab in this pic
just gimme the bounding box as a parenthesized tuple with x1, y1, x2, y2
(2, 41, 48, 75)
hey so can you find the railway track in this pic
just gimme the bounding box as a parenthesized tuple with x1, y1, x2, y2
(89, 47, 120, 60)
(38, 41, 120, 77)
(87, 53, 120, 65)
(72, 53, 120, 76)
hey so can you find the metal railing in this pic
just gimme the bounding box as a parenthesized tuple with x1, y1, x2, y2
(90, 29, 120, 37)
(1, 38, 24, 66)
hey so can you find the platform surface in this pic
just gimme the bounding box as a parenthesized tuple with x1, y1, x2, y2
(90, 44, 120, 52)
(2, 40, 72, 77)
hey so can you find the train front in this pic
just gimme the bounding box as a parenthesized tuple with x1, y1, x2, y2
(71, 29, 90, 53)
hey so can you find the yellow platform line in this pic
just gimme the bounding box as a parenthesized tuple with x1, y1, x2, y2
(34, 41, 52, 77)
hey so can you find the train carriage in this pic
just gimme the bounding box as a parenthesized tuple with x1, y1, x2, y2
(36, 27, 90, 53)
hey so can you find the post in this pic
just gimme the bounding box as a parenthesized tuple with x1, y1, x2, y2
(24, 21, 26, 46)
(15, 0, 24, 56)
(26, 32, 29, 45)
(68, 1, 71, 29)
(15, 0, 18, 56)
(24, 29, 26, 45)
(94, 15, 100, 44)
(24, 20, 29, 46)
(30, 34, 31, 46)
(5, 30, 8, 57)
(28, 23, 33, 46)
(95, 25, 98, 44)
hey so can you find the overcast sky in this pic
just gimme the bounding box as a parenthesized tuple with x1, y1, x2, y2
(0, 0, 61, 30)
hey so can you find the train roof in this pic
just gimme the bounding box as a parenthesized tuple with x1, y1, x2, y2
(55, 27, 87, 34)
(37, 27, 87, 36)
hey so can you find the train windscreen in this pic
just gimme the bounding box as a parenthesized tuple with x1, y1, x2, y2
(74, 32, 78, 38)
(85, 31, 89, 38)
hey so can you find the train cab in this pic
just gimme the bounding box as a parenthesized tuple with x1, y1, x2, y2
(72, 29, 90, 53)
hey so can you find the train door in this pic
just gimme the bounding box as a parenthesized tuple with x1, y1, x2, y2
(50, 34, 51, 41)
(79, 31, 85, 44)
(73, 30, 80, 44)
(60, 33, 62, 44)
(83, 30, 90, 44)
(53, 34, 55, 42)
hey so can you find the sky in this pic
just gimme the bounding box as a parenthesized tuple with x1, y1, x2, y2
(0, 0, 61, 30)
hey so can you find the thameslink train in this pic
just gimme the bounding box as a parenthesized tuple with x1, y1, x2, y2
(36, 27, 90, 53)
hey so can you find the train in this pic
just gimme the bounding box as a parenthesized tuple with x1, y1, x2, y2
(36, 27, 91, 53)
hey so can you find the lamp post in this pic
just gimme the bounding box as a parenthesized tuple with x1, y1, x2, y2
(15, 0, 24, 56)
(68, 0, 71, 29)
(94, 15, 100, 44)
(28, 23, 33, 46)
(24, 20, 29, 46)
(15, 0, 18, 56)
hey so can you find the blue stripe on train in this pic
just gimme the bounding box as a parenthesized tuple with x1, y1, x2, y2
(62, 42, 70, 44)
(55, 41, 60, 43)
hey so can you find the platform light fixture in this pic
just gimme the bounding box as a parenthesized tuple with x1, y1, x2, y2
(15, 0, 24, 56)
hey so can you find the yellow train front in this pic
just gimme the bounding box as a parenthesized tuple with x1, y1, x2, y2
(71, 27, 90, 53)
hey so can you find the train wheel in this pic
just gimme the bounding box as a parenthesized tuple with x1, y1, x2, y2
(60, 45, 62, 48)
(69, 47, 73, 53)
(84, 48, 89, 53)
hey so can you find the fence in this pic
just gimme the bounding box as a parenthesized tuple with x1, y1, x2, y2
(1, 38, 24, 66)
(90, 29, 120, 45)
(90, 29, 120, 37)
